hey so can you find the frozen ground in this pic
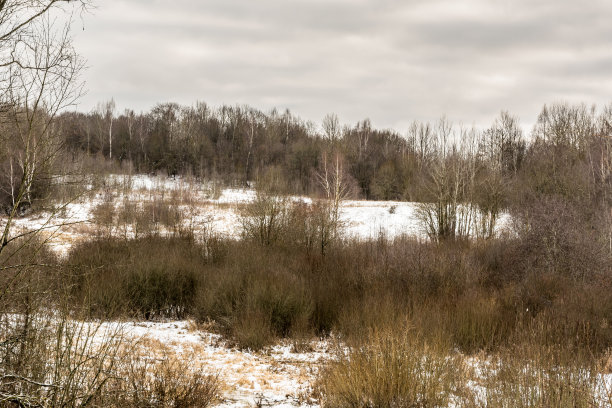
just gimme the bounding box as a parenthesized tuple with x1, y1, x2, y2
(109, 320, 329, 407)
(2, 174, 511, 257)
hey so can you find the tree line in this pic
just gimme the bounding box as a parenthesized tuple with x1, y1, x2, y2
(54, 102, 606, 198)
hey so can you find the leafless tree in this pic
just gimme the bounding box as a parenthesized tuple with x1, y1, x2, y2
(597, 105, 612, 254)
(0, 11, 84, 256)
(0, 3, 125, 407)
(94, 98, 115, 159)
(480, 111, 525, 176)
(244, 109, 257, 186)
(315, 151, 353, 253)
(322, 113, 341, 142)
(407, 121, 434, 172)
(533, 103, 596, 153)
(356, 119, 371, 161)
(416, 119, 482, 242)
(471, 112, 525, 238)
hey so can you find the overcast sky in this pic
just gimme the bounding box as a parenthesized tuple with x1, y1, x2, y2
(73, 0, 612, 132)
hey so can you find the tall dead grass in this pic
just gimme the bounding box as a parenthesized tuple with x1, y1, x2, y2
(317, 326, 474, 408)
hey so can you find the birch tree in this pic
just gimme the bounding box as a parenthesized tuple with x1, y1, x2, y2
(416, 119, 480, 242)
(315, 151, 352, 254)
(94, 98, 115, 159)
(0, 11, 84, 256)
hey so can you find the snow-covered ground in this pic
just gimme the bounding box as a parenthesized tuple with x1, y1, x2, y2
(341, 200, 422, 239)
(2, 174, 511, 257)
(110, 320, 328, 407)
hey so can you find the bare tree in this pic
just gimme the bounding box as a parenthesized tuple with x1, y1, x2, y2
(94, 98, 115, 159)
(356, 119, 371, 161)
(244, 109, 257, 186)
(0, 12, 84, 256)
(124, 108, 135, 161)
(532, 103, 596, 155)
(416, 119, 481, 242)
(480, 111, 525, 176)
(0, 3, 125, 407)
(322, 113, 341, 142)
(597, 105, 612, 254)
(315, 151, 352, 253)
(407, 121, 434, 172)
(472, 111, 525, 238)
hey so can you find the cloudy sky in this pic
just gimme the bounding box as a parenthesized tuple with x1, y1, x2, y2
(73, 0, 612, 131)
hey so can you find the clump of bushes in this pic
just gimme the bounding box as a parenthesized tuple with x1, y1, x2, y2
(67, 236, 203, 319)
(91, 196, 187, 239)
(317, 327, 473, 408)
(195, 263, 313, 350)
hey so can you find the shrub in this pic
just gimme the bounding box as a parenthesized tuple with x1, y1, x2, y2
(194, 251, 313, 350)
(63, 230, 612, 356)
(446, 289, 519, 353)
(240, 191, 291, 245)
(92, 200, 116, 237)
(68, 237, 204, 319)
(231, 309, 274, 351)
(317, 327, 472, 408)
(125, 266, 197, 319)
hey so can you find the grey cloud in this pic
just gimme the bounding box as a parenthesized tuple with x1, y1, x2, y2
(72, 0, 612, 132)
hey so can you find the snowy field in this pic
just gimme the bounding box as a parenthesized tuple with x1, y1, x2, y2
(4, 174, 511, 257)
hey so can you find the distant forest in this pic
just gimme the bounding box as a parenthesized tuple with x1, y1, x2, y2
(57, 102, 611, 207)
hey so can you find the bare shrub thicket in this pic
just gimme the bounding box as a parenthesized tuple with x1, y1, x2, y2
(68, 237, 201, 320)
(62, 229, 612, 355)
(91, 195, 188, 240)
(240, 192, 348, 257)
(241, 158, 351, 255)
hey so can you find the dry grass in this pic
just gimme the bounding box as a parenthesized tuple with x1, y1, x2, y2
(109, 338, 221, 408)
(477, 342, 606, 408)
(316, 326, 475, 408)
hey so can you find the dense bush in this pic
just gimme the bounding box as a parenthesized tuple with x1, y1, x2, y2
(67, 237, 203, 319)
